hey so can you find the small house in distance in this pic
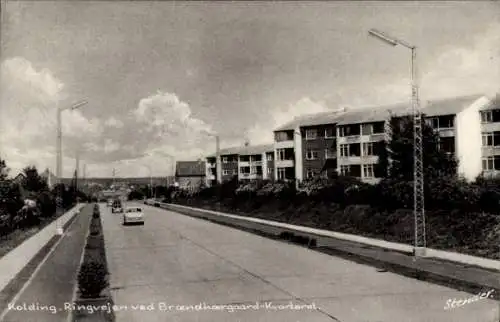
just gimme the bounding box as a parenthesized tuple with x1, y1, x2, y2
(175, 161, 206, 190)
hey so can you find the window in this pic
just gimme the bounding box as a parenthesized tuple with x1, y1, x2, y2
(481, 111, 493, 123)
(362, 143, 374, 156)
(363, 164, 375, 178)
(306, 169, 316, 179)
(482, 132, 494, 146)
(267, 167, 273, 174)
(439, 116, 454, 128)
(340, 144, 349, 157)
(233, 170, 238, 175)
(483, 157, 494, 171)
(306, 150, 319, 160)
(324, 127, 335, 138)
(373, 122, 385, 134)
(250, 166, 257, 174)
(222, 169, 230, 175)
(277, 168, 286, 180)
(277, 149, 286, 160)
(426, 117, 439, 128)
(361, 124, 373, 135)
(325, 148, 336, 159)
(222, 157, 228, 163)
(275, 131, 292, 142)
(339, 125, 360, 137)
(266, 153, 273, 161)
(340, 165, 350, 176)
(305, 129, 317, 140)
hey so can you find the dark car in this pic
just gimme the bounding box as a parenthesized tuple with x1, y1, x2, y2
(111, 199, 123, 213)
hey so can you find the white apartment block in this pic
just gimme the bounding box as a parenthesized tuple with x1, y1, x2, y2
(272, 94, 493, 184)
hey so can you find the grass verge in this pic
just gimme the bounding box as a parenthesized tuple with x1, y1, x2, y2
(0, 204, 78, 259)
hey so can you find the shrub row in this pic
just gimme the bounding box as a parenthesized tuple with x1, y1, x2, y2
(78, 205, 109, 299)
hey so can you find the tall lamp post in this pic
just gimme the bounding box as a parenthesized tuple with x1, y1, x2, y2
(368, 29, 426, 258)
(55, 99, 88, 235)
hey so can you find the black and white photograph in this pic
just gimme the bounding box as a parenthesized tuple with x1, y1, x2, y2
(0, 1, 499, 321)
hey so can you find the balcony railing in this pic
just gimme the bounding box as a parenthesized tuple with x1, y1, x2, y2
(276, 159, 294, 167)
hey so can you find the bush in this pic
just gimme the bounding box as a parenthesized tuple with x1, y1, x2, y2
(78, 261, 109, 298)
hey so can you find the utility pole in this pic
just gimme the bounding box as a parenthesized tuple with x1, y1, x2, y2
(75, 150, 80, 193)
(215, 135, 221, 184)
(112, 168, 116, 191)
(411, 46, 426, 257)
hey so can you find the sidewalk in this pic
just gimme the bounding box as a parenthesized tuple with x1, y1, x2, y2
(0, 206, 91, 322)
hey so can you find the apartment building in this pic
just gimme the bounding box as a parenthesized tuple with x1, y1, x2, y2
(479, 97, 500, 177)
(205, 144, 274, 185)
(272, 94, 490, 184)
(273, 111, 347, 181)
(237, 144, 274, 181)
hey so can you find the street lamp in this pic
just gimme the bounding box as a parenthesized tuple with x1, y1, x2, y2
(55, 99, 88, 235)
(368, 28, 426, 258)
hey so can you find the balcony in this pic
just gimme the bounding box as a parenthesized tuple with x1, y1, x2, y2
(360, 155, 379, 163)
(436, 128, 455, 137)
(368, 133, 385, 142)
(250, 160, 262, 165)
(276, 159, 294, 168)
(239, 173, 262, 180)
(208, 163, 216, 168)
(481, 146, 500, 156)
(481, 122, 500, 132)
(482, 170, 500, 178)
(275, 140, 294, 149)
(338, 156, 362, 165)
(337, 136, 361, 144)
(207, 175, 215, 180)
(239, 161, 250, 167)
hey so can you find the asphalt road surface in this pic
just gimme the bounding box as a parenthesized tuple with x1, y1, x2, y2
(102, 203, 499, 322)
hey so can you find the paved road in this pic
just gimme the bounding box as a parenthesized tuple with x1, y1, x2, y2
(1, 206, 91, 322)
(103, 203, 499, 322)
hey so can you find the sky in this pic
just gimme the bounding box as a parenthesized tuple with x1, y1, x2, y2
(0, 1, 499, 178)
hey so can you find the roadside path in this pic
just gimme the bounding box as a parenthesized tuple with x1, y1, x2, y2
(0, 207, 91, 322)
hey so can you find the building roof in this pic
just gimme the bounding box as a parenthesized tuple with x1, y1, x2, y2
(273, 94, 486, 129)
(206, 143, 274, 158)
(478, 94, 499, 111)
(274, 109, 348, 131)
(175, 161, 206, 177)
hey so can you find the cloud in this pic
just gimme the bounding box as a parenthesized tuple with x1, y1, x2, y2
(0, 57, 103, 176)
(104, 117, 124, 128)
(421, 22, 499, 99)
(351, 23, 500, 107)
(75, 91, 219, 176)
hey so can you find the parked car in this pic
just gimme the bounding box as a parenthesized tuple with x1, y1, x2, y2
(122, 207, 144, 225)
(111, 199, 123, 213)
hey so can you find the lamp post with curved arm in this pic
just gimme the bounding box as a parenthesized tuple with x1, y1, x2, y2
(55, 99, 88, 235)
(368, 28, 425, 258)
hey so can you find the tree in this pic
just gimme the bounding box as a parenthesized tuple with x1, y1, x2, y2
(0, 157, 8, 181)
(377, 115, 457, 181)
(22, 166, 48, 193)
